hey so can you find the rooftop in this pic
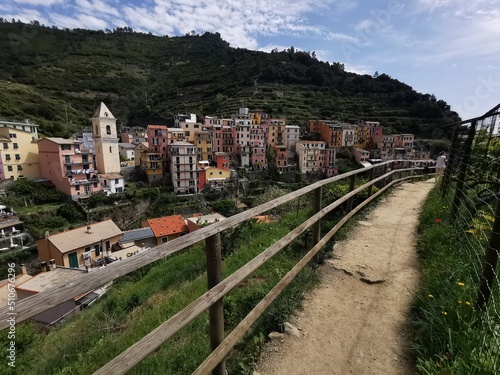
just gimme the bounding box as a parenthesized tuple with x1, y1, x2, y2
(119, 227, 155, 243)
(46, 219, 122, 253)
(40, 137, 81, 145)
(93, 102, 115, 119)
(187, 213, 226, 225)
(15, 267, 86, 294)
(146, 215, 188, 237)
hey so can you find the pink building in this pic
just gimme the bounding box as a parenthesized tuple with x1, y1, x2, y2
(147, 125, 169, 159)
(250, 123, 266, 169)
(38, 138, 102, 200)
(274, 145, 288, 172)
(211, 125, 236, 157)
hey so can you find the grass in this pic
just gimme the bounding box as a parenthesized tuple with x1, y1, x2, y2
(409, 186, 500, 374)
(1, 208, 319, 375)
(0, 178, 394, 375)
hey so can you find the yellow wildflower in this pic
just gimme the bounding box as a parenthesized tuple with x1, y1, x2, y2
(465, 301, 471, 306)
(457, 282, 465, 287)
(428, 294, 434, 298)
(442, 311, 448, 316)
(458, 300, 462, 304)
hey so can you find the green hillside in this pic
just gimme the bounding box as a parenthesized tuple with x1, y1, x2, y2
(0, 21, 460, 137)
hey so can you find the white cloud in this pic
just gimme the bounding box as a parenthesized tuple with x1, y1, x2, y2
(49, 13, 108, 30)
(2, 9, 49, 25)
(343, 63, 372, 75)
(12, 0, 64, 5)
(75, 0, 120, 17)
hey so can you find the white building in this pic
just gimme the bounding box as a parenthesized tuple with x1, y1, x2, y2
(295, 141, 327, 174)
(169, 141, 197, 194)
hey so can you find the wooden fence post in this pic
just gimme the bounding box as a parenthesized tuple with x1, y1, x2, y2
(476, 197, 500, 311)
(205, 233, 225, 375)
(313, 186, 322, 262)
(346, 174, 356, 212)
(451, 120, 477, 221)
(367, 168, 375, 197)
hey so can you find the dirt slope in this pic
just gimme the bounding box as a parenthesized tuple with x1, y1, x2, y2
(255, 180, 434, 375)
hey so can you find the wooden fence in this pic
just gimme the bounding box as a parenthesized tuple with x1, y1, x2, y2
(0, 160, 432, 374)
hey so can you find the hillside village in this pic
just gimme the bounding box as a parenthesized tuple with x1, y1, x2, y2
(0, 102, 435, 327)
(1, 103, 430, 196)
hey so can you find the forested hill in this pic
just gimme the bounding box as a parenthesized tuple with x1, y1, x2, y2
(0, 21, 460, 138)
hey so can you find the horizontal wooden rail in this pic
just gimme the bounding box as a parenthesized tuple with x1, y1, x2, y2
(194, 170, 409, 374)
(94, 168, 424, 375)
(0, 161, 398, 329)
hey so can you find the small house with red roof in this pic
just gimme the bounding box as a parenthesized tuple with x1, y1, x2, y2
(142, 214, 199, 245)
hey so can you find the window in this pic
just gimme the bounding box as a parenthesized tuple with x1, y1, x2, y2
(93, 183, 98, 188)
(61, 144, 71, 151)
(109, 147, 112, 153)
(115, 179, 119, 184)
(3, 143, 8, 149)
(17, 165, 22, 171)
(5, 154, 10, 161)
(15, 154, 20, 160)
(75, 185, 80, 191)
(9, 133, 16, 139)
(7, 166, 12, 172)
(106, 125, 111, 135)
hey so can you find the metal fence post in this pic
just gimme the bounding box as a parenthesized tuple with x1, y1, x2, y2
(442, 126, 461, 197)
(205, 233, 225, 375)
(451, 121, 477, 221)
(476, 197, 500, 311)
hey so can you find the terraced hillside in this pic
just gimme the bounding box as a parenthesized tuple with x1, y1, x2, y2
(0, 21, 459, 137)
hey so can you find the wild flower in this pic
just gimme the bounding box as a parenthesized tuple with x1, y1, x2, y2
(458, 300, 462, 304)
(428, 294, 434, 298)
(457, 282, 465, 287)
(442, 311, 448, 316)
(465, 301, 471, 306)
(445, 351, 452, 360)
(435, 218, 441, 223)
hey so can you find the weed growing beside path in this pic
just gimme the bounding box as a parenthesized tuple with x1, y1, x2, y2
(410, 187, 500, 374)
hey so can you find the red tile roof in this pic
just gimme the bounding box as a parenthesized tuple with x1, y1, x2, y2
(147, 215, 188, 238)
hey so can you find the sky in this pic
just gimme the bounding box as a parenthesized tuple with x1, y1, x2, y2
(2, 0, 500, 120)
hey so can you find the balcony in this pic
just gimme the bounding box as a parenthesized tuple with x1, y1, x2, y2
(69, 178, 100, 186)
(66, 168, 95, 176)
(64, 160, 91, 166)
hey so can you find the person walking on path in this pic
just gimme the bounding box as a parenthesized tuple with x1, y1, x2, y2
(435, 151, 447, 181)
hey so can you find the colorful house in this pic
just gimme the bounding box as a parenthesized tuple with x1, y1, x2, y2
(36, 220, 122, 268)
(142, 215, 198, 245)
(0, 121, 40, 180)
(38, 138, 102, 200)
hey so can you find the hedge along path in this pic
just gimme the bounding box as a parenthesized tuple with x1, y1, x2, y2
(256, 179, 435, 375)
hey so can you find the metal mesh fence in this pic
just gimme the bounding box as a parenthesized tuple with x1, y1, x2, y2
(440, 111, 500, 370)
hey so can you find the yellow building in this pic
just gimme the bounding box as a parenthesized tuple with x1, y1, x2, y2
(205, 167, 231, 188)
(134, 142, 149, 168)
(0, 123, 40, 180)
(354, 124, 371, 149)
(195, 131, 212, 162)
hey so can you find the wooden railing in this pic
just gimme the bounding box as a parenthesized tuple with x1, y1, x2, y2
(0, 160, 433, 375)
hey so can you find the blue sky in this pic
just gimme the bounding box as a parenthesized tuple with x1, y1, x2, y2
(2, 0, 500, 120)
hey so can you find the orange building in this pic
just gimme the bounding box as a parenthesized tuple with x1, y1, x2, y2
(143, 215, 198, 245)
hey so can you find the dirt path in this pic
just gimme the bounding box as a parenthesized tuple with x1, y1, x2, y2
(255, 180, 434, 375)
